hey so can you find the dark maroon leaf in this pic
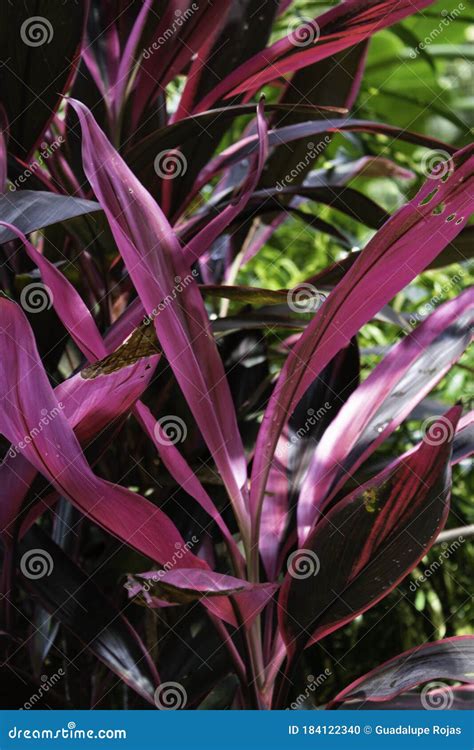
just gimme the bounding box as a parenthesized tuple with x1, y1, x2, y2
(278, 408, 460, 658)
(328, 636, 474, 708)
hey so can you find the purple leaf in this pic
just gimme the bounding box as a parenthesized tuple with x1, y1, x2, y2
(328, 636, 474, 708)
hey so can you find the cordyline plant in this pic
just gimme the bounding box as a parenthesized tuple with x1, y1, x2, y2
(0, 0, 472, 710)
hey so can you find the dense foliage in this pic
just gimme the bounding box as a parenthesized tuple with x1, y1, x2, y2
(0, 0, 472, 710)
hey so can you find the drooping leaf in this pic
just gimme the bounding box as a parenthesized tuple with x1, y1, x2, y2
(328, 636, 474, 708)
(20, 525, 159, 703)
(0, 192, 100, 244)
(0, 297, 205, 570)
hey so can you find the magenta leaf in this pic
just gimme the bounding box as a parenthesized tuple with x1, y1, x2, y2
(298, 289, 474, 540)
(250, 145, 474, 540)
(278, 408, 460, 658)
(70, 100, 250, 538)
(0, 297, 205, 570)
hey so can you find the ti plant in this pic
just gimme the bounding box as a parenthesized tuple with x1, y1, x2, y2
(0, 0, 472, 710)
